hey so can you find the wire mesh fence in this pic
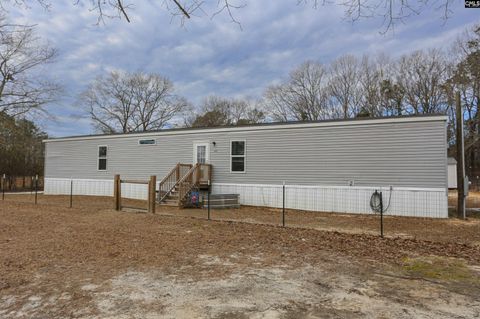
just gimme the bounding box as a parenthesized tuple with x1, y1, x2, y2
(1, 178, 478, 243)
(0, 175, 44, 192)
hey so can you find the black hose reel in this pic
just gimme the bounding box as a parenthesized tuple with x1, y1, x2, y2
(370, 189, 392, 238)
(370, 190, 383, 213)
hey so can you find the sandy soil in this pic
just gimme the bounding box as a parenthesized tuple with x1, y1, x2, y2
(1, 196, 480, 318)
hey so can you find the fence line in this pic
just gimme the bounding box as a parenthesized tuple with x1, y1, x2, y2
(211, 183, 447, 218)
(0, 175, 44, 192)
(42, 178, 448, 218)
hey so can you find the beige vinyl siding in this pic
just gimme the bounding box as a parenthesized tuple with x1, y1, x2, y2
(44, 117, 447, 189)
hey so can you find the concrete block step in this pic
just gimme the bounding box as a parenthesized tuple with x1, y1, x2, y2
(204, 204, 240, 209)
(203, 193, 240, 209)
(208, 194, 240, 200)
(206, 198, 239, 205)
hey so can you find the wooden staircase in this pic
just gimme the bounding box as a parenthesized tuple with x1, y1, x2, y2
(158, 163, 212, 207)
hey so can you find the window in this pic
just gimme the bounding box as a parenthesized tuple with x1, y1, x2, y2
(139, 139, 156, 145)
(98, 146, 107, 171)
(196, 145, 206, 164)
(231, 140, 246, 173)
(193, 142, 209, 165)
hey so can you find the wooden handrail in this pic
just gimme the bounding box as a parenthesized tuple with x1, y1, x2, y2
(158, 163, 193, 202)
(177, 163, 212, 207)
(158, 164, 178, 186)
(158, 164, 180, 202)
(158, 163, 212, 206)
(177, 163, 199, 206)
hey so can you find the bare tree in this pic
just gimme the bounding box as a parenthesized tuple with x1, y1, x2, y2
(263, 85, 291, 122)
(188, 95, 264, 127)
(451, 25, 479, 143)
(129, 73, 189, 131)
(264, 61, 332, 122)
(82, 71, 187, 133)
(397, 49, 451, 115)
(447, 25, 480, 180)
(4, 0, 457, 32)
(299, 0, 456, 33)
(241, 107, 265, 125)
(263, 50, 456, 121)
(2, 0, 247, 26)
(0, 17, 59, 117)
(0, 111, 47, 176)
(357, 54, 390, 117)
(380, 78, 406, 116)
(329, 55, 361, 118)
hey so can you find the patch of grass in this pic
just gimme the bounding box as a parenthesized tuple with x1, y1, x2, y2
(403, 256, 478, 282)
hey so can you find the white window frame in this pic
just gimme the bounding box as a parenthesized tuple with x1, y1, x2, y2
(97, 145, 108, 171)
(193, 142, 210, 164)
(138, 138, 156, 145)
(230, 139, 246, 173)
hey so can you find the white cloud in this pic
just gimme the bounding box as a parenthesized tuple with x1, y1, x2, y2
(4, 1, 478, 137)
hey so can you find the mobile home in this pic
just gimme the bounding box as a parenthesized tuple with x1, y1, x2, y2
(43, 115, 449, 218)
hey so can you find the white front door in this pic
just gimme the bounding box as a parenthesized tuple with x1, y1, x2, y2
(193, 142, 209, 164)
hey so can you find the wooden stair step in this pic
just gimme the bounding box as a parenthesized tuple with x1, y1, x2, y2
(159, 199, 178, 206)
(208, 194, 239, 200)
(159, 202, 179, 207)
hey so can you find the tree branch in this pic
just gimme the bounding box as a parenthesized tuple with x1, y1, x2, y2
(172, 0, 191, 18)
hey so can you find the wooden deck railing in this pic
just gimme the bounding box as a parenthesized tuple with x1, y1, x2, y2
(158, 163, 192, 202)
(157, 163, 212, 206)
(177, 163, 212, 207)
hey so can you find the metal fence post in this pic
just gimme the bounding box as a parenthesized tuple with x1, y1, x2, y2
(282, 181, 285, 227)
(380, 191, 384, 238)
(69, 179, 73, 208)
(34, 174, 38, 204)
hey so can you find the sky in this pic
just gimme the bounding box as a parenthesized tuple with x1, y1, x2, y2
(8, 1, 480, 137)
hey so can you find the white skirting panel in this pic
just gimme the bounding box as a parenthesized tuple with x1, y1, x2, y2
(212, 183, 448, 218)
(44, 178, 448, 218)
(44, 178, 149, 200)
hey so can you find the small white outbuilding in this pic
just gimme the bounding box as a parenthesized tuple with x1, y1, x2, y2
(448, 157, 457, 189)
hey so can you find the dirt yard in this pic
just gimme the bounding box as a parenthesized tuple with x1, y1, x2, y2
(449, 190, 480, 209)
(1, 195, 480, 318)
(5, 193, 480, 245)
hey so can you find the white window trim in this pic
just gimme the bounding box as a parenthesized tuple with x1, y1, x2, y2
(138, 138, 156, 145)
(193, 142, 210, 164)
(230, 139, 246, 174)
(97, 145, 108, 171)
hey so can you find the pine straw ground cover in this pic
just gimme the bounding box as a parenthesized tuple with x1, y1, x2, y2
(1, 195, 480, 318)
